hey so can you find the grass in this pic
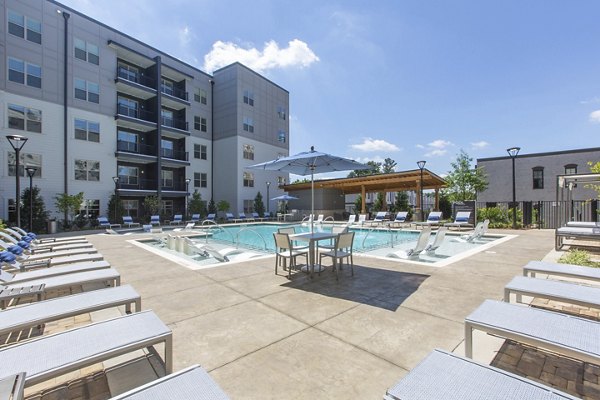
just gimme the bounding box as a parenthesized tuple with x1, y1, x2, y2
(558, 249, 600, 268)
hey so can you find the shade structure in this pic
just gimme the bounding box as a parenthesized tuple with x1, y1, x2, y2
(270, 194, 299, 201)
(249, 146, 370, 232)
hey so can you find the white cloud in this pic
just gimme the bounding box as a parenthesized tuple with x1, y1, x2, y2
(471, 141, 490, 149)
(416, 139, 454, 157)
(425, 149, 448, 157)
(179, 26, 191, 46)
(203, 39, 319, 73)
(428, 139, 453, 149)
(351, 138, 400, 152)
(581, 97, 600, 105)
(589, 110, 600, 123)
(355, 156, 387, 164)
(415, 144, 425, 149)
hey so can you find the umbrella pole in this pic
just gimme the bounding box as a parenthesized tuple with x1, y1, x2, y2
(311, 170, 314, 233)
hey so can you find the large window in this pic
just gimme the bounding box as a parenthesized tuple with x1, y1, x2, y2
(243, 171, 254, 187)
(117, 130, 139, 152)
(117, 62, 139, 83)
(532, 167, 544, 189)
(74, 119, 100, 142)
(243, 90, 254, 106)
(194, 144, 207, 160)
(117, 96, 138, 117)
(243, 116, 254, 133)
(194, 172, 207, 188)
(277, 176, 285, 185)
(277, 106, 286, 120)
(8, 10, 41, 44)
(74, 38, 99, 65)
(194, 116, 206, 131)
(278, 130, 286, 143)
(161, 139, 174, 158)
(243, 199, 254, 214)
(122, 200, 139, 218)
(564, 164, 577, 175)
(161, 78, 174, 96)
(75, 78, 99, 103)
(243, 144, 254, 160)
(8, 104, 41, 133)
(118, 166, 139, 185)
(75, 159, 100, 181)
(161, 200, 173, 215)
(8, 58, 41, 88)
(161, 170, 173, 188)
(194, 88, 207, 104)
(79, 199, 100, 219)
(8, 152, 42, 177)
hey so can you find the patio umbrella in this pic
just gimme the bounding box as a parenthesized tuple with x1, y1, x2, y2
(249, 146, 370, 232)
(270, 194, 299, 201)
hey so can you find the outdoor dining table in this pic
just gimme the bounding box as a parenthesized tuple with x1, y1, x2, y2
(289, 231, 338, 277)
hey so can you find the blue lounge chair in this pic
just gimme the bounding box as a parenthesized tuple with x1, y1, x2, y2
(122, 216, 140, 228)
(369, 211, 388, 225)
(170, 214, 183, 225)
(414, 211, 443, 228)
(225, 213, 235, 222)
(150, 215, 161, 226)
(389, 211, 408, 227)
(188, 214, 200, 223)
(205, 213, 216, 221)
(444, 211, 473, 230)
(97, 216, 121, 229)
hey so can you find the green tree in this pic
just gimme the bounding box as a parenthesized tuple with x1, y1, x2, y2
(354, 195, 363, 215)
(217, 200, 230, 216)
(107, 194, 125, 223)
(393, 191, 412, 220)
(20, 186, 49, 232)
(291, 178, 311, 184)
(445, 150, 488, 202)
(347, 161, 381, 177)
(382, 158, 397, 174)
(254, 191, 265, 217)
(438, 190, 453, 219)
(587, 161, 600, 201)
(207, 198, 217, 215)
(143, 195, 160, 219)
(54, 192, 84, 230)
(373, 192, 385, 211)
(189, 191, 206, 217)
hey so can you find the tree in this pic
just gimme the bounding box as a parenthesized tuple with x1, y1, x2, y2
(382, 158, 397, 174)
(393, 191, 412, 220)
(254, 192, 265, 217)
(217, 200, 230, 215)
(354, 195, 363, 215)
(438, 190, 453, 219)
(291, 178, 311, 184)
(189, 190, 206, 217)
(373, 192, 385, 211)
(20, 186, 49, 232)
(347, 161, 381, 178)
(143, 195, 160, 218)
(107, 194, 125, 223)
(207, 198, 217, 215)
(587, 161, 600, 201)
(445, 150, 488, 202)
(54, 192, 84, 230)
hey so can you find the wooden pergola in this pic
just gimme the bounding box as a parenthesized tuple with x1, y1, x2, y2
(282, 168, 447, 214)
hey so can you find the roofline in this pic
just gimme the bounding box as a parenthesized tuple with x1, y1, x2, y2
(212, 62, 289, 93)
(49, 0, 213, 79)
(477, 147, 600, 162)
(285, 168, 446, 188)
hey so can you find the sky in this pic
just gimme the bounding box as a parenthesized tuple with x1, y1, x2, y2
(60, 0, 600, 178)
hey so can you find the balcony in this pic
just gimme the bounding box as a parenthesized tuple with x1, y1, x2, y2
(115, 68, 157, 100)
(160, 115, 189, 138)
(161, 181, 187, 192)
(161, 147, 189, 167)
(115, 105, 157, 132)
(116, 178, 158, 197)
(161, 85, 190, 109)
(115, 141, 157, 164)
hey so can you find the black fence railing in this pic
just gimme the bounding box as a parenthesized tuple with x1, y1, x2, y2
(160, 148, 188, 161)
(161, 85, 188, 101)
(117, 104, 156, 123)
(117, 140, 155, 156)
(161, 116, 188, 131)
(118, 178, 157, 191)
(116, 68, 156, 89)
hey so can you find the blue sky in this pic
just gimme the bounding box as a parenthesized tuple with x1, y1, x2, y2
(61, 0, 600, 177)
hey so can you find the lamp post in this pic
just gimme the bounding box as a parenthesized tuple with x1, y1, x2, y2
(7, 135, 29, 227)
(112, 176, 119, 222)
(506, 147, 520, 229)
(266, 181, 271, 213)
(25, 167, 38, 232)
(417, 160, 426, 221)
(185, 178, 191, 219)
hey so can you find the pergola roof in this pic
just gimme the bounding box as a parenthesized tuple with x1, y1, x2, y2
(282, 168, 447, 194)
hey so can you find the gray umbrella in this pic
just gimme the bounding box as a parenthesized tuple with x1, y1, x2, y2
(270, 194, 299, 201)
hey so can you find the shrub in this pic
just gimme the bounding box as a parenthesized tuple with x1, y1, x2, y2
(558, 249, 600, 268)
(477, 206, 522, 228)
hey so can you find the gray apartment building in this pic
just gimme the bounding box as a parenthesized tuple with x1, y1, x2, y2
(0, 0, 289, 223)
(477, 147, 600, 203)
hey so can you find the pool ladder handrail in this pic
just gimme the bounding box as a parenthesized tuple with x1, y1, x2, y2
(235, 226, 268, 250)
(200, 220, 235, 244)
(361, 224, 398, 249)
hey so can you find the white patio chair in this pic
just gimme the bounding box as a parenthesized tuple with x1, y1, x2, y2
(387, 227, 432, 259)
(273, 232, 309, 278)
(319, 231, 355, 280)
(425, 226, 447, 253)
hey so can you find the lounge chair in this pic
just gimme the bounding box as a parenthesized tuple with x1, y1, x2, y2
(345, 214, 356, 225)
(0, 372, 25, 400)
(188, 213, 201, 223)
(523, 260, 600, 285)
(319, 231, 355, 280)
(2, 229, 89, 251)
(315, 214, 324, 224)
(205, 213, 216, 221)
(183, 239, 247, 262)
(385, 348, 577, 400)
(122, 215, 140, 228)
(0, 311, 172, 387)
(425, 226, 447, 253)
(0, 285, 141, 338)
(555, 226, 600, 250)
(388, 211, 408, 228)
(150, 215, 161, 226)
(386, 227, 432, 259)
(273, 232, 309, 278)
(252, 212, 264, 221)
(9, 226, 86, 244)
(263, 211, 272, 221)
(108, 364, 229, 400)
(17, 246, 99, 262)
(566, 221, 600, 228)
(443, 211, 473, 230)
(413, 211, 442, 228)
(504, 275, 600, 311)
(97, 216, 121, 229)
(465, 299, 600, 365)
(1, 261, 112, 285)
(225, 212, 235, 222)
(235, 213, 251, 223)
(369, 211, 388, 225)
(170, 214, 183, 225)
(355, 214, 368, 227)
(453, 219, 489, 243)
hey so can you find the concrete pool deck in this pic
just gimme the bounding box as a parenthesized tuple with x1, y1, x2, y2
(21, 228, 577, 398)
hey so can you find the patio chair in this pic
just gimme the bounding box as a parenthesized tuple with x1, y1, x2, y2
(97, 216, 121, 229)
(205, 213, 216, 221)
(369, 211, 388, 225)
(122, 215, 140, 228)
(523, 260, 600, 285)
(9, 226, 86, 245)
(0, 310, 172, 387)
(170, 214, 183, 225)
(425, 226, 447, 253)
(465, 300, 600, 365)
(319, 225, 350, 251)
(453, 219, 489, 243)
(277, 227, 309, 250)
(225, 212, 235, 222)
(555, 226, 600, 250)
(235, 213, 251, 222)
(108, 364, 229, 400)
(389, 211, 408, 228)
(319, 231, 355, 280)
(315, 214, 325, 224)
(150, 215, 161, 226)
(273, 232, 309, 278)
(252, 212, 263, 221)
(263, 211, 272, 221)
(386, 227, 432, 259)
(355, 214, 368, 226)
(0, 285, 141, 338)
(414, 211, 442, 228)
(385, 349, 577, 400)
(188, 213, 201, 223)
(443, 211, 473, 230)
(346, 214, 356, 225)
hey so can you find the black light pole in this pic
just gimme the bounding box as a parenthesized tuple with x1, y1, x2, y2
(25, 167, 38, 232)
(266, 181, 271, 213)
(507, 147, 520, 229)
(185, 178, 191, 218)
(112, 176, 119, 222)
(7, 135, 29, 227)
(417, 160, 426, 221)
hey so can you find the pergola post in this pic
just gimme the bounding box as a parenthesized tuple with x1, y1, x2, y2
(361, 185, 366, 214)
(434, 188, 440, 210)
(415, 179, 422, 220)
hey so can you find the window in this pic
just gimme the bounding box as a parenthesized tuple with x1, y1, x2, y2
(194, 172, 208, 188)
(564, 164, 577, 175)
(117, 130, 138, 152)
(79, 199, 100, 219)
(277, 176, 285, 185)
(277, 106, 286, 120)
(161, 170, 173, 188)
(161, 139, 174, 158)
(200, 117, 207, 132)
(243, 199, 254, 214)
(278, 130, 286, 143)
(161, 78, 174, 96)
(8, 104, 41, 133)
(8, 58, 41, 88)
(74, 38, 99, 65)
(194, 88, 207, 104)
(8, 10, 41, 44)
(8, 152, 42, 177)
(74, 119, 99, 142)
(194, 144, 207, 160)
(243, 144, 254, 160)
(532, 167, 544, 189)
(161, 109, 173, 126)
(117, 96, 138, 117)
(194, 116, 205, 131)
(75, 159, 100, 181)
(122, 200, 139, 218)
(117, 62, 139, 83)
(75, 78, 99, 103)
(243, 116, 254, 133)
(118, 166, 138, 185)
(243, 171, 254, 187)
(243, 90, 254, 106)
(160, 200, 173, 215)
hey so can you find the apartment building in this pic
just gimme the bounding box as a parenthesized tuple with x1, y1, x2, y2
(0, 0, 289, 223)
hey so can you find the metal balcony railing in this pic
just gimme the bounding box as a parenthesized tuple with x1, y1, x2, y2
(117, 104, 156, 123)
(161, 116, 188, 131)
(117, 68, 156, 89)
(117, 141, 155, 156)
(160, 148, 189, 161)
(161, 84, 188, 101)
